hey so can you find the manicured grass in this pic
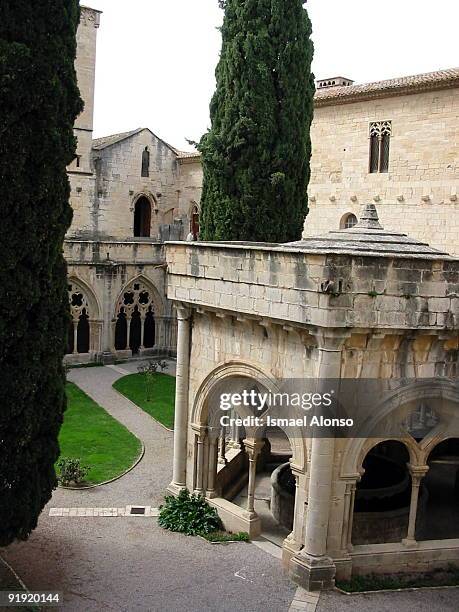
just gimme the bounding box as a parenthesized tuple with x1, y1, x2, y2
(113, 373, 176, 429)
(59, 383, 142, 485)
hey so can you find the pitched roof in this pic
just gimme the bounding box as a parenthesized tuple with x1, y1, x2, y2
(91, 128, 183, 157)
(175, 150, 201, 161)
(315, 67, 459, 107)
(92, 129, 144, 151)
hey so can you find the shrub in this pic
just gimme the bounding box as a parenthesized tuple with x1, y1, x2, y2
(57, 458, 89, 486)
(158, 489, 222, 536)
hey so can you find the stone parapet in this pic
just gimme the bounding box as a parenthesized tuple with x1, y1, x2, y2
(166, 241, 459, 332)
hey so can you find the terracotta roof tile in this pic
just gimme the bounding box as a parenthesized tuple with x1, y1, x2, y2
(315, 67, 459, 106)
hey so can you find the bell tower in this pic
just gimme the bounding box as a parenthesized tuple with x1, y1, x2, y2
(68, 5, 101, 176)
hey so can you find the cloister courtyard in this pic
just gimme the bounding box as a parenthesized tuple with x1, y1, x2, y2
(0, 361, 458, 611)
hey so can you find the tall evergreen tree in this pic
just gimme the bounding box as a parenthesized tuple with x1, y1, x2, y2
(198, 0, 315, 242)
(0, 1, 82, 545)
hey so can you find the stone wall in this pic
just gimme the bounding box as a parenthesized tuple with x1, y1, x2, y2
(65, 240, 176, 362)
(305, 88, 459, 255)
(166, 243, 459, 334)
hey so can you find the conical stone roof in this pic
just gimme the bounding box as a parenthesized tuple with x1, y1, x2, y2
(284, 204, 452, 260)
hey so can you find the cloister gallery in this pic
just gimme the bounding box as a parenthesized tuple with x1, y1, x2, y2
(165, 205, 459, 590)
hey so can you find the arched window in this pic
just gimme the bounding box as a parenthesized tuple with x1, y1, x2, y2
(141, 146, 150, 177)
(114, 280, 157, 354)
(190, 204, 200, 240)
(67, 282, 92, 354)
(341, 213, 358, 230)
(134, 196, 151, 237)
(369, 121, 392, 174)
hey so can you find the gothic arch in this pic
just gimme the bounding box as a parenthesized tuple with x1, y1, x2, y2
(132, 191, 158, 212)
(132, 192, 158, 238)
(67, 277, 101, 355)
(113, 276, 164, 354)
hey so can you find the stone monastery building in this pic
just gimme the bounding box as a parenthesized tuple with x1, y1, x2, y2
(66, 7, 458, 365)
(68, 5, 459, 593)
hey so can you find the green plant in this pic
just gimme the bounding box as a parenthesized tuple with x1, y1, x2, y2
(0, 0, 83, 545)
(137, 360, 168, 400)
(158, 489, 222, 536)
(57, 458, 89, 487)
(201, 531, 249, 543)
(197, 0, 315, 242)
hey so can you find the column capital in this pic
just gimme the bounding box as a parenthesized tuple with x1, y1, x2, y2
(311, 327, 351, 352)
(191, 423, 207, 437)
(407, 464, 429, 479)
(243, 437, 264, 459)
(175, 303, 192, 321)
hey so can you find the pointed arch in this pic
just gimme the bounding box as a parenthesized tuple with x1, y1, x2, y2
(67, 277, 101, 355)
(189, 200, 200, 240)
(132, 192, 157, 238)
(113, 276, 164, 354)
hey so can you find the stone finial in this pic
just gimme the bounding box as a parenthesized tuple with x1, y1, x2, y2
(355, 203, 384, 230)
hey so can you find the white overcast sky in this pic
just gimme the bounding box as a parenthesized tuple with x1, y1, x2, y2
(84, 1, 459, 151)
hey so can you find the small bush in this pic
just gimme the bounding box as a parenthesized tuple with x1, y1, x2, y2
(57, 458, 89, 486)
(158, 489, 222, 536)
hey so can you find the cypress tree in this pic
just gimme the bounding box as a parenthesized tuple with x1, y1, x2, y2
(0, 1, 82, 545)
(199, 0, 315, 242)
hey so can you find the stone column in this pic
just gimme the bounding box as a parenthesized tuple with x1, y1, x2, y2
(228, 412, 242, 450)
(168, 306, 192, 494)
(206, 429, 219, 498)
(283, 468, 305, 554)
(101, 268, 115, 364)
(140, 316, 145, 350)
(194, 428, 207, 495)
(244, 439, 264, 517)
(126, 317, 131, 350)
(72, 321, 78, 354)
(402, 465, 429, 547)
(290, 330, 349, 592)
(340, 476, 360, 551)
(218, 428, 227, 465)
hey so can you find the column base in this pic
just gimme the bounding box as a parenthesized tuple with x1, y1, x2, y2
(101, 351, 116, 365)
(402, 538, 419, 548)
(167, 482, 187, 496)
(289, 552, 336, 592)
(282, 534, 302, 569)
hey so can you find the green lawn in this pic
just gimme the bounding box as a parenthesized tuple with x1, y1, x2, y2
(113, 373, 176, 429)
(59, 383, 142, 485)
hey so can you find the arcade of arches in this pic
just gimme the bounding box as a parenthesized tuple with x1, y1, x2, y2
(65, 275, 177, 363)
(176, 367, 459, 585)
